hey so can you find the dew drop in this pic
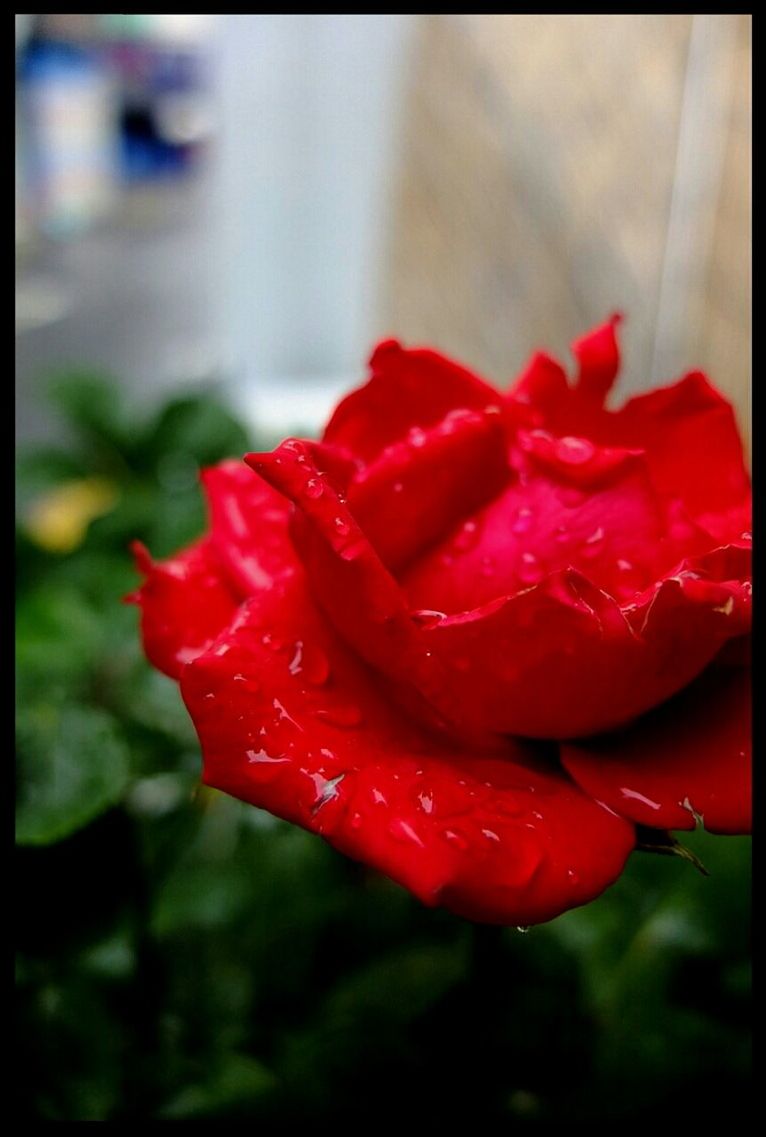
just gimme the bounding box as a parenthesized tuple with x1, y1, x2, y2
(408, 426, 427, 448)
(389, 818, 425, 846)
(441, 827, 469, 851)
(482, 828, 500, 842)
(411, 609, 446, 627)
(262, 633, 288, 652)
(512, 507, 533, 535)
(454, 518, 480, 552)
(518, 552, 543, 584)
(418, 791, 434, 815)
(334, 516, 351, 536)
(567, 869, 579, 884)
(515, 925, 531, 935)
(555, 436, 595, 464)
(313, 703, 363, 728)
(305, 478, 324, 499)
(311, 772, 345, 813)
(289, 640, 331, 684)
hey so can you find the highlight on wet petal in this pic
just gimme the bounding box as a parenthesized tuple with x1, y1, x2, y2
(127, 539, 238, 680)
(180, 584, 636, 926)
(561, 666, 751, 835)
(322, 338, 503, 463)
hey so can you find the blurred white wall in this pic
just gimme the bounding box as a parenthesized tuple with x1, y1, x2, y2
(210, 14, 414, 433)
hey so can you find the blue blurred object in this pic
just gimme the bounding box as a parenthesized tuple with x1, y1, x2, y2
(19, 38, 118, 237)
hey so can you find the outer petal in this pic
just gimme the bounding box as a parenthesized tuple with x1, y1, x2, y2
(247, 437, 471, 742)
(571, 312, 622, 404)
(201, 459, 297, 596)
(127, 539, 238, 680)
(420, 546, 750, 739)
(507, 318, 750, 543)
(607, 373, 751, 543)
(561, 666, 751, 835)
(322, 338, 503, 463)
(129, 460, 301, 680)
(180, 577, 635, 926)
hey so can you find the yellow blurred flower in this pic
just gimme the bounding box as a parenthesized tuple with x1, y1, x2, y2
(24, 478, 118, 553)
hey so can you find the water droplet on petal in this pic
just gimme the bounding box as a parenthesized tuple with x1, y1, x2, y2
(334, 516, 351, 536)
(518, 552, 542, 584)
(454, 518, 481, 552)
(311, 772, 345, 814)
(512, 507, 533, 535)
(567, 869, 579, 884)
(289, 640, 330, 684)
(389, 818, 425, 846)
(246, 749, 290, 781)
(313, 703, 363, 728)
(555, 436, 595, 464)
(411, 609, 447, 627)
(482, 828, 500, 842)
(305, 478, 324, 499)
(408, 426, 427, 447)
(441, 827, 469, 851)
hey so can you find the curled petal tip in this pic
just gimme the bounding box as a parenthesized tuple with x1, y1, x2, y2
(129, 539, 153, 575)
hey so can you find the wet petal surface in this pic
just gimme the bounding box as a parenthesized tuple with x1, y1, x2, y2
(323, 339, 503, 463)
(561, 666, 751, 835)
(181, 577, 635, 925)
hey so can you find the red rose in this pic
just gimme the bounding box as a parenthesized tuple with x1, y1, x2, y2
(130, 316, 751, 926)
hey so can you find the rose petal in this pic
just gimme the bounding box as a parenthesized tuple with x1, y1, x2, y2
(129, 459, 302, 680)
(347, 406, 510, 573)
(181, 579, 635, 925)
(561, 666, 751, 835)
(420, 544, 750, 738)
(322, 338, 502, 463)
(250, 438, 750, 742)
(403, 432, 669, 613)
(507, 321, 750, 543)
(127, 539, 238, 679)
(571, 312, 622, 404)
(202, 459, 297, 596)
(606, 372, 751, 543)
(247, 438, 467, 740)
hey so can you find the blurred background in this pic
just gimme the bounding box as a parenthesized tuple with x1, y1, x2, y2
(16, 14, 751, 1123)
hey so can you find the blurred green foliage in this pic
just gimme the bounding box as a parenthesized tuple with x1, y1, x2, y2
(16, 375, 751, 1122)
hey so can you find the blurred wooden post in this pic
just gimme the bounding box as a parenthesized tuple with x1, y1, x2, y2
(383, 14, 750, 455)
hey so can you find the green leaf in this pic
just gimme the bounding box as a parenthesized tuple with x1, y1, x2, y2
(47, 370, 132, 453)
(143, 393, 250, 472)
(158, 1055, 276, 1119)
(16, 704, 131, 845)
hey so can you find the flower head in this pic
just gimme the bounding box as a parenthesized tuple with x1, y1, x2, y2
(130, 317, 751, 925)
